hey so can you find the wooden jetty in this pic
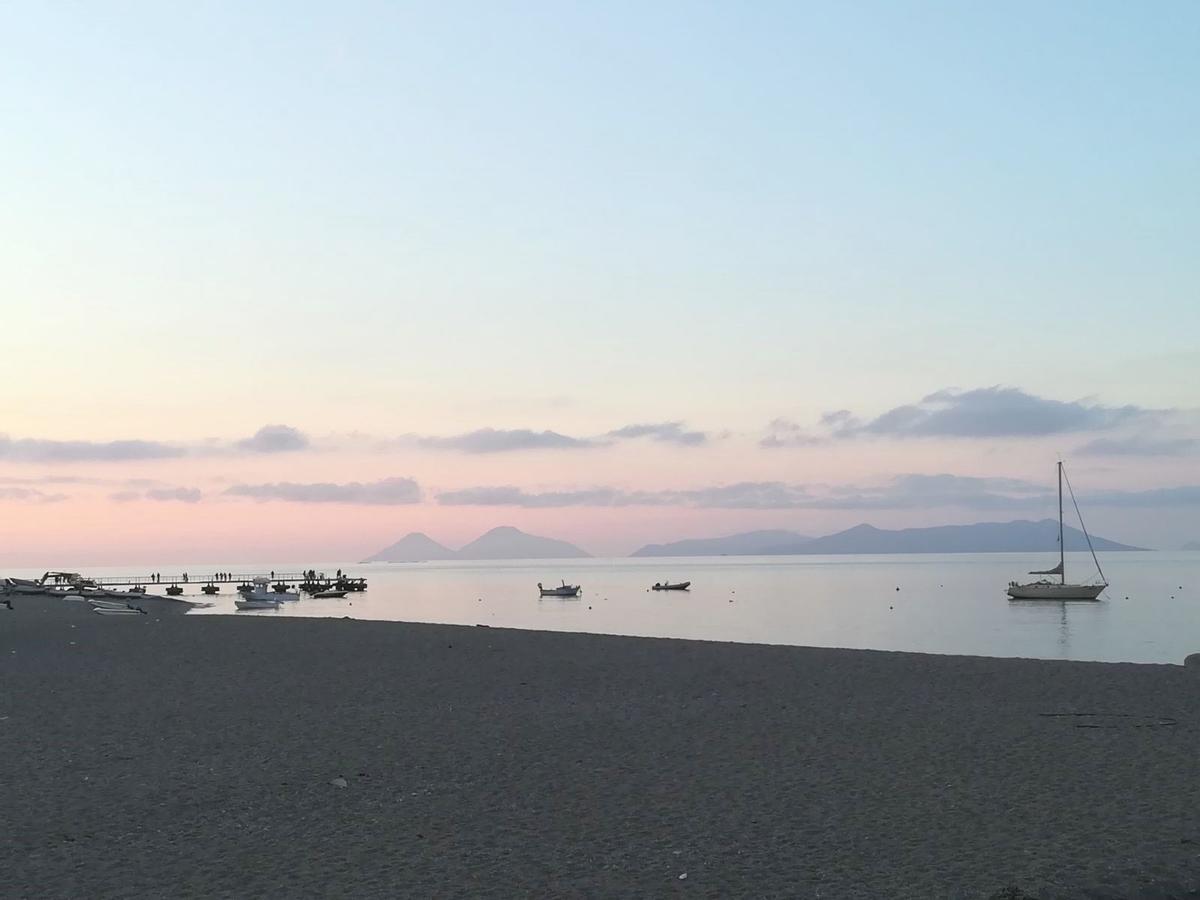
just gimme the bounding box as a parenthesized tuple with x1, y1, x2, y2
(31, 571, 368, 593)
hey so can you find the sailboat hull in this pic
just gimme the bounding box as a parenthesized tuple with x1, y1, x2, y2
(1007, 582, 1106, 601)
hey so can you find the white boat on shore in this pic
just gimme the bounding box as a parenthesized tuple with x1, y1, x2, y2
(1007, 461, 1108, 601)
(93, 605, 146, 616)
(89, 599, 134, 610)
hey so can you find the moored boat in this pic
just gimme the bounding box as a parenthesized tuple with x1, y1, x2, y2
(239, 577, 295, 606)
(1007, 461, 1108, 601)
(538, 581, 581, 598)
(651, 581, 691, 591)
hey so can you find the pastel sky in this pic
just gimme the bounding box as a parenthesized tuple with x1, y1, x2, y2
(2, 1, 1198, 564)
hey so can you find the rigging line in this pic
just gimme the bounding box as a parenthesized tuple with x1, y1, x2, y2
(1061, 463, 1106, 585)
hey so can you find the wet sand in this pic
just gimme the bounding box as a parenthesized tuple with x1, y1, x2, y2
(2, 597, 1199, 899)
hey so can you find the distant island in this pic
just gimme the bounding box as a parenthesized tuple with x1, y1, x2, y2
(364, 526, 591, 562)
(631, 519, 1143, 557)
(633, 530, 811, 557)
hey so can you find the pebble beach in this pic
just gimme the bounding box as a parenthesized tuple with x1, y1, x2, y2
(3, 597, 1199, 899)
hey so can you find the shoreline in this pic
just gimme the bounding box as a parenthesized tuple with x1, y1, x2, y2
(4, 598, 1199, 898)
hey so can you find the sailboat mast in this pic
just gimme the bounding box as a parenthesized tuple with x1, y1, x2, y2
(1058, 460, 1065, 584)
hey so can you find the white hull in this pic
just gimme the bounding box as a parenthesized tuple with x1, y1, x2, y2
(1007, 582, 1106, 601)
(89, 599, 133, 610)
(93, 607, 145, 616)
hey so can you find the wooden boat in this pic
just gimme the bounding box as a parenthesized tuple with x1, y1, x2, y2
(651, 581, 691, 591)
(538, 581, 581, 598)
(1007, 461, 1108, 601)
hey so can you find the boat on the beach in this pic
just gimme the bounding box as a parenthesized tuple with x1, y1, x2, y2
(1007, 461, 1107, 601)
(235, 597, 281, 610)
(651, 581, 691, 591)
(2, 577, 58, 596)
(538, 581, 581, 598)
(89, 599, 134, 610)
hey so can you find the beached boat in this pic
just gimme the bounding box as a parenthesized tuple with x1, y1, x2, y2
(1007, 461, 1108, 601)
(2, 577, 58, 596)
(88, 599, 134, 610)
(538, 581, 581, 598)
(651, 581, 691, 591)
(230, 600, 277, 614)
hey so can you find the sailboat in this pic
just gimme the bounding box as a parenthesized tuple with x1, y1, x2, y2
(1007, 461, 1107, 600)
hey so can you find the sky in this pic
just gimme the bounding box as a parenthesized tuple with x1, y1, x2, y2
(1, 1, 1198, 564)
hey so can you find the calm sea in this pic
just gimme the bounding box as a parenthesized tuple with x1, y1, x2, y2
(13, 552, 1199, 665)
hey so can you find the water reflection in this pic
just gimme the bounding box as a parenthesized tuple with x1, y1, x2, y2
(11, 552, 1196, 664)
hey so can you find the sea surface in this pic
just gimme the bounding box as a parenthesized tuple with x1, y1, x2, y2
(11, 551, 1200, 665)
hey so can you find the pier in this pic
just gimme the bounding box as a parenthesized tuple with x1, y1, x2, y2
(32, 571, 367, 592)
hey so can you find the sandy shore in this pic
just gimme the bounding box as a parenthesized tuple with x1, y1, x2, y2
(2, 597, 1198, 899)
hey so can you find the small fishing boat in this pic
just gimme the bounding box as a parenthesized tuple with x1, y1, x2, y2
(313, 589, 347, 599)
(651, 581, 691, 591)
(89, 599, 134, 610)
(538, 581, 581, 598)
(235, 598, 281, 610)
(1007, 461, 1108, 601)
(93, 606, 146, 616)
(241, 577, 296, 604)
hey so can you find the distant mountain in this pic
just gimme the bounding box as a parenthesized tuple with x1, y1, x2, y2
(632, 530, 812, 557)
(767, 519, 1143, 555)
(364, 526, 590, 562)
(362, 532, 457, 563)
(456, 526, 590, 560)
(1182, 541, 1200, 551)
